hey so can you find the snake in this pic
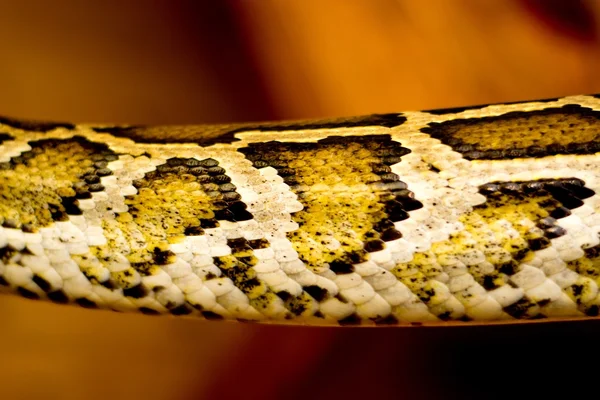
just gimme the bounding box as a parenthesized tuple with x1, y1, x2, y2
(3, 94, 600, 326)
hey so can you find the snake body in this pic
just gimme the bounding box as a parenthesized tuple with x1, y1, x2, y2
(2, 94, 600, 326)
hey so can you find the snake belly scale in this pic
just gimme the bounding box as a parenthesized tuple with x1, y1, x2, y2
(3, 94, 600, 326)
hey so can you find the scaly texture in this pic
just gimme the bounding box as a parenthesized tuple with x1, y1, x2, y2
(2, 95, 600, 326)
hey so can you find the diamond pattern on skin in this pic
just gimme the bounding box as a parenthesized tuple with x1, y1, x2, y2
(2, 94, 600, 325)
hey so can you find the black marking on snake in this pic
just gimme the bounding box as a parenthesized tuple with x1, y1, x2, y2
(239, 134, 422, 288)
(338, 313, 362, 326)
(238, 113, 408, 131)
(123, 284, 148, 299)
(32, 275, 52, 292)
(0, 246, 18, 263)
(422, 105, 600, 159)
(47, 290, 69, 303)
(0, 136, 118, 231)
(470, 178, 596, 319)
(202, 310, 224, 320)
(94, 125, 242, 146)
(75, 298, 98, 308)
(17, 286, 39, 300)
(125, 155, 255, 273)
(92, 114, 407, 146)
(0, 115, 75, 132)
(170, 304, 194, 315)
(479, 178, 594, 236)
(304, 285, 329, 302)
(424, 96, 560, 115)
(99, 279, 117, 290)
(565, 243, 600, 315)
(0, 133, 14, 145)
(503, 298, 548, 319)
(139, 307, 161, 315)
(124, 157, 297, 315)
(585, 305, 600, 316)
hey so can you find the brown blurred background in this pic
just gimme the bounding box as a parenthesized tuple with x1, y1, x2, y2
(2, 1, 600, 399)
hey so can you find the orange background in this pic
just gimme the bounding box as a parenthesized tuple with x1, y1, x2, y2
(1, 1, 600, 399)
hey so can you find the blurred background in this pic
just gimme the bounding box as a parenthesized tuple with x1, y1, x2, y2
(1, 1, 600, 399)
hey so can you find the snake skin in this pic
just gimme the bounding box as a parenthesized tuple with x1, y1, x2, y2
(2, 94, 600, 326)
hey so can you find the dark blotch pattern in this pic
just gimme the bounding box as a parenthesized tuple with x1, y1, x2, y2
(423, 105, 600, 159)
(239, 135, 421, 275)
(0, 115, 75, 132)
(0, 133, 14, 145)
(466, 177, 596, 310)
(424, 96, 559, 115)
(479, 178, 594, 243)
(0, 136, 117, 231)
(91, 114, 406, 146)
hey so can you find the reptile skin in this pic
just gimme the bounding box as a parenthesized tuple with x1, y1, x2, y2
(2, 94, 600, 326)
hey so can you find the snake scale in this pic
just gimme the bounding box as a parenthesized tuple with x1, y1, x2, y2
(3, 94, 600, 326)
